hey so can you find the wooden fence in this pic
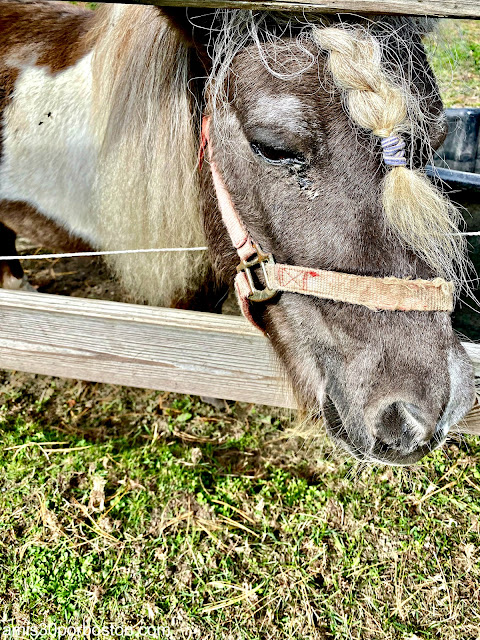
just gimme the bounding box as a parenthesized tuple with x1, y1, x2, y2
(2, 0, 479, 407)
(93, 0, 480, 19)
(0, 290, 295, 407)
(1, 289, 479, 408)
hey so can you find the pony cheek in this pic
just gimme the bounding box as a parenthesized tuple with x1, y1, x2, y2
(263, 295, 334, 407)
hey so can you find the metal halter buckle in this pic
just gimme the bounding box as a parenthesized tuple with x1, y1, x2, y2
(236, 245, 278, 302)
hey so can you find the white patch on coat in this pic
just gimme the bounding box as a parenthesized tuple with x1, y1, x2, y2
(252, 95, 308, 135)
(0, 53, 99, 245)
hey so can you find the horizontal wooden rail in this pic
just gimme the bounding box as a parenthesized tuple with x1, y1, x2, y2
(85, 0, 480, 19)
(0, 289, 479, 408)
(0, 290, 294, 407)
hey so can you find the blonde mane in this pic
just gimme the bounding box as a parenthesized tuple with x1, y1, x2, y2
(90, 5, 207, 306)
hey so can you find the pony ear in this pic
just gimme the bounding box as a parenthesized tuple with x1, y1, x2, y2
(161, 8, 218, 67)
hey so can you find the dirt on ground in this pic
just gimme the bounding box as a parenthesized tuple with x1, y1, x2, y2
(18, 237, 137, 303)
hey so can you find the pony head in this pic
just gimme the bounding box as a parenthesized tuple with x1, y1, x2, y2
(97, 7, 476, 464)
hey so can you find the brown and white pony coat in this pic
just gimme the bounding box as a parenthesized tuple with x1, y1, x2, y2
(0, 1, 475, 464)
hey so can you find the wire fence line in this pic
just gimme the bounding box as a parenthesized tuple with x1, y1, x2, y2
(1, 232, 479, 262)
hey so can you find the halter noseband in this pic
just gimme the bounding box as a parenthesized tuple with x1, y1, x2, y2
(201, 116, 454, 330)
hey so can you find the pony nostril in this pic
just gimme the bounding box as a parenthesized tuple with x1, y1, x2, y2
(402, 403, 424, 423)
(372, 402, 405, 449)
(372, 402, 438, 453)
(401, 402, 438, 443)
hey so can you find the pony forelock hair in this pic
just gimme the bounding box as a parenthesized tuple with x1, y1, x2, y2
(312, 25, 467, 288)
(91, 5, 207, 306)
(206, 12, 324, 126)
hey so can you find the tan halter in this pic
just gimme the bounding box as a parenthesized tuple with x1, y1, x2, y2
(201, 117, 454, 329)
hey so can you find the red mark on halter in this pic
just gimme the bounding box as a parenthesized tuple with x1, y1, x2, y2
(278, 266, 312, 289)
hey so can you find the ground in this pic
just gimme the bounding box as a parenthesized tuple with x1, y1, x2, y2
(1, 17, 480, 640)
(2, 373, 480, 639)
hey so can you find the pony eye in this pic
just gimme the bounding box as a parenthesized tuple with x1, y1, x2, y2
(250, 141, 306, 166)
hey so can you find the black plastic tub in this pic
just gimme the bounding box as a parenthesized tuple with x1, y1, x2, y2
(427, 107, 480, 193)
(427, 108, 480, 339)
(435, 107, 480, 173)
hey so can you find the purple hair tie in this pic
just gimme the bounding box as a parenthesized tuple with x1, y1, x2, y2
(381, 135, 406, 167)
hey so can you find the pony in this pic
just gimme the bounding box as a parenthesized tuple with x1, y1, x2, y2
(0, 0, 475, 465)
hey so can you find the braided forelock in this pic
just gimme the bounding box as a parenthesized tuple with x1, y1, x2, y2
(313, 25, 467, 290)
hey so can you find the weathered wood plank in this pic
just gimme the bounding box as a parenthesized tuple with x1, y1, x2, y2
(0, 290, 295, 407)
(0, 289, 478, 408)
(81, 0, 480, 19)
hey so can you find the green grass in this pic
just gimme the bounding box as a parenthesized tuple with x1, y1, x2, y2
(426, 20, 480, 108)
(1, 372, 480, 639)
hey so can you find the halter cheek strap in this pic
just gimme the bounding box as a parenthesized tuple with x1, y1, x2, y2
(201, 117, 263, 327)
(201, 116, 454, 330)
